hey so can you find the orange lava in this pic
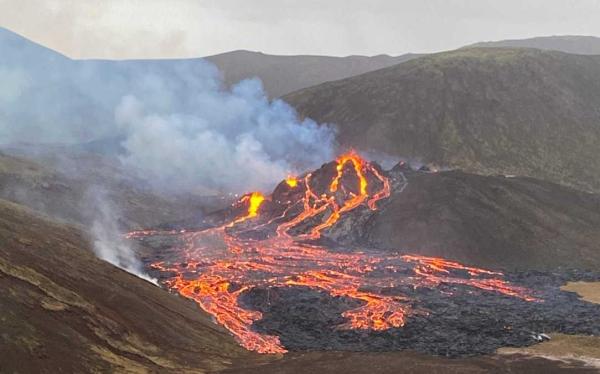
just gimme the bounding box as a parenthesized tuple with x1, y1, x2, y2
(228, 192, 265, 226)
(285, 176, 298, 188)
(132, 153, 538, 354)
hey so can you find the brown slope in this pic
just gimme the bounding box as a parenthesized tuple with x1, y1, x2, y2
(284, 48, 600, 193)
(222, 351, 597, 374)
(326, 168, 600, 270)
(0, 198, 263, 373)
(205, 50, 421, 97)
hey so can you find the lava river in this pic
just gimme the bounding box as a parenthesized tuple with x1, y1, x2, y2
(128, 152, 538, 354)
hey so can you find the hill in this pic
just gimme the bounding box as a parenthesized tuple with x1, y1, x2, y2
(284, 48, 600, 193)
(345, 168, 600, 270)
(469, 35, 600, 55)
(0, 198, 260, 373)
(0, 151, 218, 229)
(205, 50, 420, 97)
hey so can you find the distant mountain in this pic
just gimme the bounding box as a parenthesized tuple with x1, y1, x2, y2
(0, 27, 223, 144)
(284, 48, 600, 193)
(468, 35, 600, 55)
(0, 27, 421, 138)
(205, 50, 421, 97)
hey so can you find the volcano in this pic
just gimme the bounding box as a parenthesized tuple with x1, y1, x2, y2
(129, 153, 600, 357)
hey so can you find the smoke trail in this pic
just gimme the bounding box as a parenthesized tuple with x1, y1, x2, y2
(86, 187, 156, 284)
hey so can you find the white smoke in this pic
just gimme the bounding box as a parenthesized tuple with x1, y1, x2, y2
(87, 188, 156, 284)
(1, 29, 338, 281)
(115, 77, 336, 193)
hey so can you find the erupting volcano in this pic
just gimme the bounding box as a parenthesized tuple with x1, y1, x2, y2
(129, 152, 543, 355)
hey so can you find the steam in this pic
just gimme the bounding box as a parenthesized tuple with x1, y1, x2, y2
(116, 78, 336, 193)
(1, 27, 337, 192)
(86, 188, 156, 284)
(0, 28, 338, 281)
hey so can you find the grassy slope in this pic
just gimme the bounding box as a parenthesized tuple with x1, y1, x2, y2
(468, 35, 600, 55)
(285, 48, 600, 193)
(205, 50, 421, 97)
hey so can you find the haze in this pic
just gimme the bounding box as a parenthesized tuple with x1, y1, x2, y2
(2, 0, 600, 59)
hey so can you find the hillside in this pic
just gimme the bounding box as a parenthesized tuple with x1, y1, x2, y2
(4, 195, 593, 373)
(284, 48, 600, 193)
(469, 35, 600, 55)
(340, 168, 600, 270)
(205, 50, 420, 97)
(0, 151, 224, 229)
(0, 198, 260, 373)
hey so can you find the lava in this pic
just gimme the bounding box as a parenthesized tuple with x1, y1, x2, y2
(228, 192, 265, 226)
(130, 152, 538, 354)
(285, 176, 298, 188)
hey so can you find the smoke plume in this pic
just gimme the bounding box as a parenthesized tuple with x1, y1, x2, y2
(0, 27, 337, 192)
(86, 188, 156, 283)
(0, 27, 337, 281)
(115, 77, 336, 193)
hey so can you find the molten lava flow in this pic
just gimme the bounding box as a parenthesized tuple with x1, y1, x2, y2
(130, 152, 538, 354)
(285, 176, 298, 188)
(228, 192, 265, 226)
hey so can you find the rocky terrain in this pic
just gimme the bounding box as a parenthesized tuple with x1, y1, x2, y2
(131, 158, 600, 364)
(200, 160, 600, 271)
(240, 271, 600, 356)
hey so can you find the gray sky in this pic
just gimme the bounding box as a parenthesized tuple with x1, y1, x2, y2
(1, 0, 600, 59)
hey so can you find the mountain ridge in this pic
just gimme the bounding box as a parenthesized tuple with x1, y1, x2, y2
(468, 35, 600, 55)
(284, 47, 600, 193)
(0, 27, 421, 99)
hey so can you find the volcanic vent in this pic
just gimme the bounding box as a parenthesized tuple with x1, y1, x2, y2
(129, 153, 600, 356)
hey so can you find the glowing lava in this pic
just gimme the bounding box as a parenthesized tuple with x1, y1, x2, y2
(228, 192, 265, 226)
(131, 152, 538, 354)
(285, 176, 298, 188)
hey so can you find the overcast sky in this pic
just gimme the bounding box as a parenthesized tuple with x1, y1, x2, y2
(1, 0, 600, 59)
